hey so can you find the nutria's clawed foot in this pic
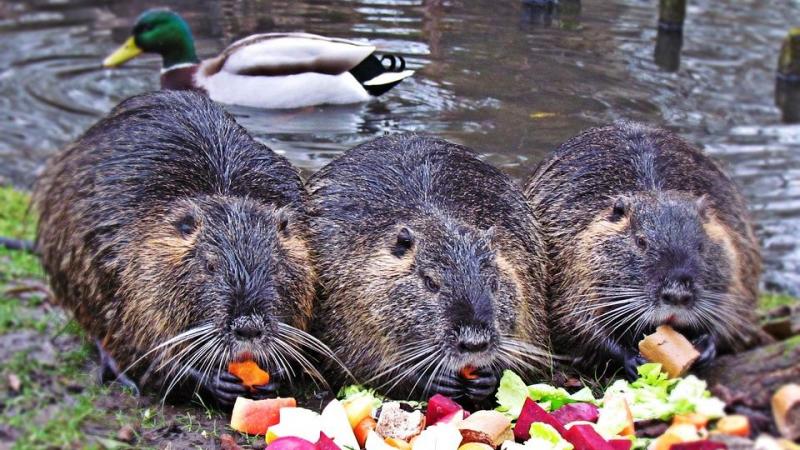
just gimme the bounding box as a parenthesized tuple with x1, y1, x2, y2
(692, 334, 717, 369)
(623, 351, 648, 381)
(97, 341, 140, 395)
(187, 368, 281, 408)
(430, 367, 498, 405)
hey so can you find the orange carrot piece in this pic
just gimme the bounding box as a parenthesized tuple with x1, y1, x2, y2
(459, 365, 479, 380)
(228, 360, 270, 389)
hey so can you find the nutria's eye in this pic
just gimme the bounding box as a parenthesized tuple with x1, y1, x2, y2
(423, 275, 440, 293)
(206, 259, 217, 274)
(175, 214, 197, 237)
(636, 235, 647, 250)
(697, 242, 704, 252)
(392, 227, 414, 258)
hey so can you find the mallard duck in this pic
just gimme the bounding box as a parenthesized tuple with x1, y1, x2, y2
(103, 9, 415, 109)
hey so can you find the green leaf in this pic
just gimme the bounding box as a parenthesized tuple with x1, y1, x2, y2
(495, 369, 529, 418)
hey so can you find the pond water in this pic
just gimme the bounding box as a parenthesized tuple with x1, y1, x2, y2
(0, 0, 798, 294)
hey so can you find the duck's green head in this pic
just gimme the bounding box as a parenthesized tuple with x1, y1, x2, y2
(103, 9, 199, 69)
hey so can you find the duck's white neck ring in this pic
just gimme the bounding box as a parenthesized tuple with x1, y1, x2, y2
(162, 62, 198, 74)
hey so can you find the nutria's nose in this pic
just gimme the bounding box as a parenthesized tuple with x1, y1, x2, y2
(233, 323, 262, 340)
(661, 289, 693, 307)
(458, 338, 490, 353)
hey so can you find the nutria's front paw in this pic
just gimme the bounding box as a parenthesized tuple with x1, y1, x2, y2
(461, 367, 498, 402)
(692, 334, 717, 369)
(192, 370, 250, 408)
(96, 340, 140, 396)
(623, 351, 648, 381)
(428, 371, 464, 399)
(428, 367, 498, 405)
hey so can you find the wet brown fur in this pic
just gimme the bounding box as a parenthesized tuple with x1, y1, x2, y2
(525, 122, 761, 371)
(33, 91, 315, 383)
(308, 134, 550, 398)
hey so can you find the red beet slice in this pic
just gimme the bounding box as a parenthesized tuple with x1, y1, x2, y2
(564, 424, 614, 450)
(514, 398, 568, 441)
(609, 439, 633, 450)
(552, 403, 600, 425)
(669, 441, 727, 450)
(316, 433, 340, 450)
(426, 394, 464, 425)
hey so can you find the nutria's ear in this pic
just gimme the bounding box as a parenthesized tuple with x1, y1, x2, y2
(609, 196, 629, 222)
(392, 226, 414, 258)
(276, 208, 291, 236)
(695, 195, 710, 221)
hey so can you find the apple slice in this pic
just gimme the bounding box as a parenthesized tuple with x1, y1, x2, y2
(411, 424, 462, 450)
(344, 396, 375, 429)
(266, 407, 321, 444)
(321, 399, 359, 450)
(596, 396, 634, 437)
(229, 397, 296, 435)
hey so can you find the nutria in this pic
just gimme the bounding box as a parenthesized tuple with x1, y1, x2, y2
(307, 134, 550, 403)
(524, 122, 762, 378)
(33, 90, 323, 406)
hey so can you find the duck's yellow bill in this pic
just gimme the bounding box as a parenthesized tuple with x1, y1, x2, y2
(102, 36, 142, 67)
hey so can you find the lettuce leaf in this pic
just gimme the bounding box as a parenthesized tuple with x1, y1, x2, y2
(496, 369, 530, 418)
(337, 384, 384, 409)
(526, 422, 575, 450)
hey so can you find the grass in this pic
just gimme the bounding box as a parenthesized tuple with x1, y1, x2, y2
(759, 292, 798, 310)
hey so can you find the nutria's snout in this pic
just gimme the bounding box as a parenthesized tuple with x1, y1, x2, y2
(228, 314, 274, 345)
(657, 272, 696, 308)
(455, 327, 493, 355)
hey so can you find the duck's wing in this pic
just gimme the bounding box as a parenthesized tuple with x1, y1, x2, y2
(201, 33, 377, 78)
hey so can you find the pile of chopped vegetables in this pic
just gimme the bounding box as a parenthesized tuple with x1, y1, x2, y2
(226, 363, 771, 450)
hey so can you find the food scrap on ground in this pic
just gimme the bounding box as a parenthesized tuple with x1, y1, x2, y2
(223, 363, 798, 449)
(772, 384, 800, 440)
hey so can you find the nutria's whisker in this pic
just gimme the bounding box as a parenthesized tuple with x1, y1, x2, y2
(365, 342, 437, 383)
(276, 322, 354, 380)
(499, 336, 554, 362)
(379, 348, 441, 395)
(567, 296, 645, 321)
(166, 336, 219, 402)
(271, 336, 329, 389)
(421, 353, 447, 398)
(120, 322, 216, 384)
(162, 336, 220, 405)
(373, 349, 436, 390)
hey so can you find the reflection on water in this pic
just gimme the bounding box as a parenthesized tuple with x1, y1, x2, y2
(0, 0, 798, 294)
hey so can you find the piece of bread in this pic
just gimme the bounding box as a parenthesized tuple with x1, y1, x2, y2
(638, 325, 700, 377)
(375, 402, 426, 442)
(772, 384, 800, 440)
(458, 410, 512, 447)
